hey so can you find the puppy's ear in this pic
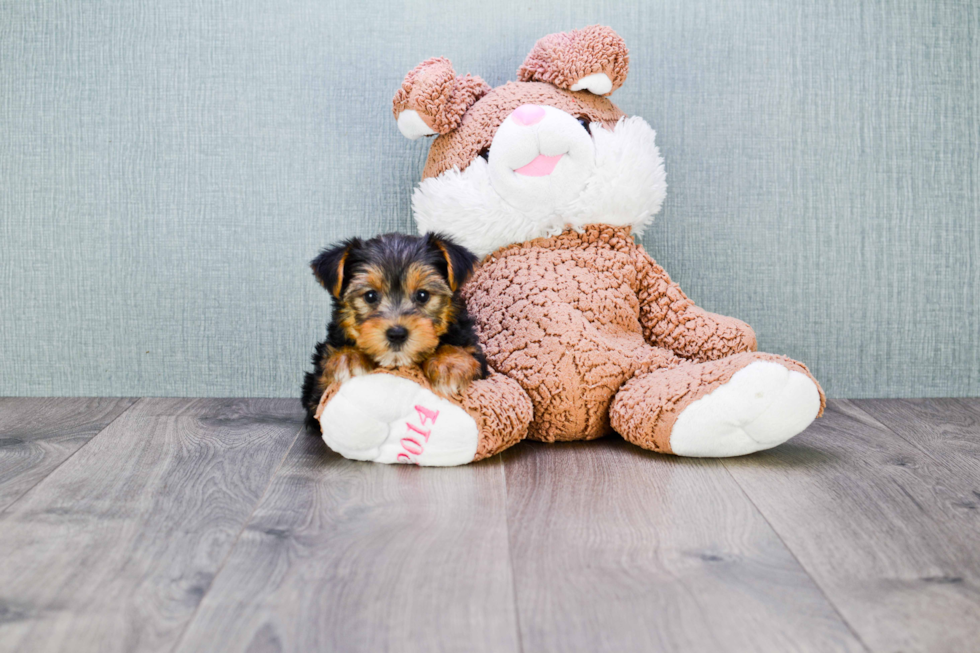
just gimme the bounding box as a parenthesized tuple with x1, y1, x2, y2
(427, 233, 478, 292)
(311, 238, 360, 298)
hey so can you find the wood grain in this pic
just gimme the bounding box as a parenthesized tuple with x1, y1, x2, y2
(0, 398, 302, 653)
(0, 397, 137, 510)
(175, 433, 520, 653)
(956, 398, 980, 417)
(502, 438, 864, 653)
(852, 398, 980, 478)
(723, 399, 980, 652)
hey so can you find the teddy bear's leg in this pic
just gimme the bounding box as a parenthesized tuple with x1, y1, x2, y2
(314, 369, 532, 466)
(610, 352, 825, 457)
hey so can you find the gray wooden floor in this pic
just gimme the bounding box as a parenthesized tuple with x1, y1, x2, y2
(1, 397, 979, 652)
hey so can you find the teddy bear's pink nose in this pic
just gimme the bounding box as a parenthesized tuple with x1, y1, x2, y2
(511, 104, 546, 126)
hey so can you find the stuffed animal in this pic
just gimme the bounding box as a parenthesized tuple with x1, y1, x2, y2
(313, 25, 824, 466)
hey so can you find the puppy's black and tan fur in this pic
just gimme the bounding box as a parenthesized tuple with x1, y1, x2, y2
(301, 232, 487, 433)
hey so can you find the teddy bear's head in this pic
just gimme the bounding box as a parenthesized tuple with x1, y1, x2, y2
(392, 26, 667, 257)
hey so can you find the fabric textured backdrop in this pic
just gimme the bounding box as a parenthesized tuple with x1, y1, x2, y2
(1, 0, 977, 398)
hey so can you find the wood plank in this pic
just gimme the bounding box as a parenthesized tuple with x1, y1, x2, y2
(0, 397, 137, 510)
(175, 434, 520, 653)
(852, 398, 980, 478)
(956, 397, 980, 417)
(502, 438, 864, 653)
(723, 399, 980, 652)
(0, 398, 302, 653)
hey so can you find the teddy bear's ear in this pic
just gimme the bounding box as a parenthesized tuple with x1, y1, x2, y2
(392, 58, 490, 140)
(517, 25, 629, 96)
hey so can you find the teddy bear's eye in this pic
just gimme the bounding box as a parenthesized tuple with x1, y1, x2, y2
(577, 116, 592, 135)
(478, 147, 490, 161)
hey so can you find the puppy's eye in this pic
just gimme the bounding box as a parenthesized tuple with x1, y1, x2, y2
(577, 116, 592, 135)
(414, 290, 430, 304)
(363, 290, 380, 304)
(478, 147, 490, 161)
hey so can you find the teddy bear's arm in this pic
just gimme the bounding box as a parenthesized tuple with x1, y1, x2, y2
(633, 247, 758, 362)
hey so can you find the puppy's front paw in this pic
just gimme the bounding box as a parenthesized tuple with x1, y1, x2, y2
(322, 346, 376, 385)
(423, 345, 483, 398)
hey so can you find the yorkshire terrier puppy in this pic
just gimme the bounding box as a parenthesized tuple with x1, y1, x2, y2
(301, 232, 488, 433)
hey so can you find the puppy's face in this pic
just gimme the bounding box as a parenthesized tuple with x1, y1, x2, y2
(311, 233, 478, 368)
(340, 258, 454, 367)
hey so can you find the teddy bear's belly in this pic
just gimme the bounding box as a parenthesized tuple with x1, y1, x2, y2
(465, 250, 665, 442)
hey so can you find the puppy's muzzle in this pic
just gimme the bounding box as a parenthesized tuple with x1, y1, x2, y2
(385, 325, 409, 348)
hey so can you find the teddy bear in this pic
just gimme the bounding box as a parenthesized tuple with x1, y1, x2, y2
(313, 25, 824, 466)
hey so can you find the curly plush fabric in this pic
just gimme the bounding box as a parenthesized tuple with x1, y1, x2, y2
(392, 57, 490, 135)
(460, 369, 534, 460)
(422, 81, 624, 178)
(517, 25, 629, 95)
(462, 225, 824, 446)
(610, 352, 825, 453)
(632, 247, 758, 360)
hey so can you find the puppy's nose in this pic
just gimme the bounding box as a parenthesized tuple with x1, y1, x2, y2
(385, 325, 409, 345)
(511, 104, 545, 126)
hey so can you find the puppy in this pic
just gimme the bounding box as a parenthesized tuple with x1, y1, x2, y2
(301, 232, 488, 433)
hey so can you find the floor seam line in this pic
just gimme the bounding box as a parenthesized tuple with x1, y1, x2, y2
(952, 397, 980, 420)
(501, 453, 526, 653)
(846, 399, 949, 468)
(719, 426, 873, 653)
(0, 397, 144, 514)
(168, 418, 305, 653)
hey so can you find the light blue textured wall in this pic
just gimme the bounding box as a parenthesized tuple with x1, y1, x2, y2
(1, 0, 977, 398)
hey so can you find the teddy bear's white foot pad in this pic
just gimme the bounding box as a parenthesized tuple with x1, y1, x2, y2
(318, 374, 479, 466)
(669, 361, 820, 457)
